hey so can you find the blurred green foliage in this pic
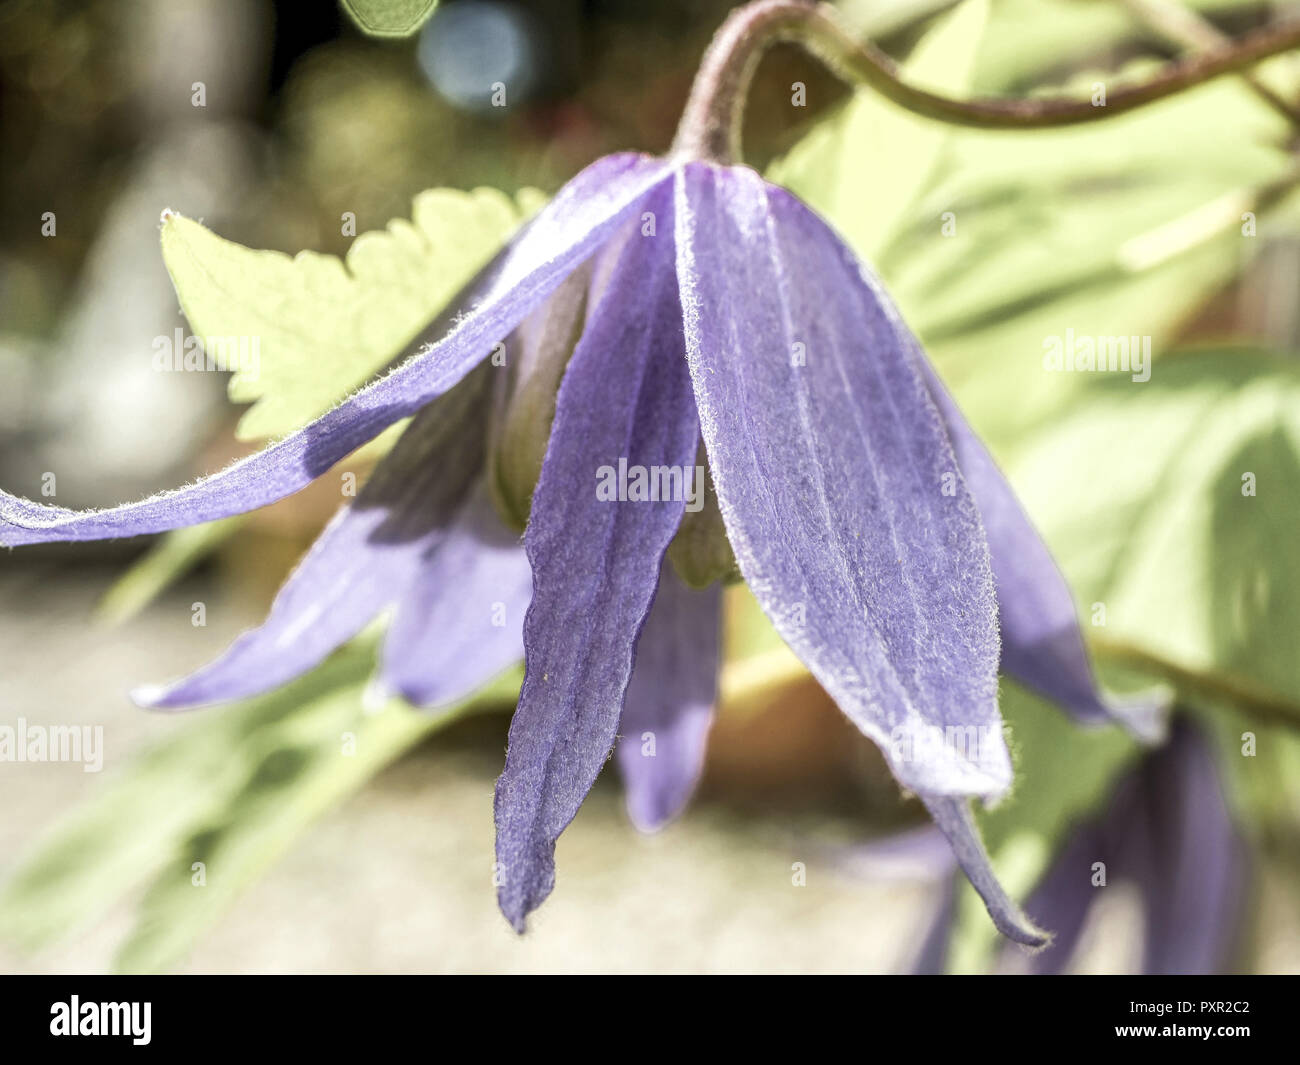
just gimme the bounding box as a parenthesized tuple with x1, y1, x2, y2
(0, 642, 520, 973)
(161, 188, 543, 441)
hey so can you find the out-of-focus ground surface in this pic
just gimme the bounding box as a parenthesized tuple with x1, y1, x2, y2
(0, 572, 942, 973)
(3, 571, 1298, 973)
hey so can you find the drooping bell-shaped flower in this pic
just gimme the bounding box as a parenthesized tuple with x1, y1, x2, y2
(0, 5, 1169, 944)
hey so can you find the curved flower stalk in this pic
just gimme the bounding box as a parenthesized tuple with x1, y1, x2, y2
(0, 0, 1206, 942)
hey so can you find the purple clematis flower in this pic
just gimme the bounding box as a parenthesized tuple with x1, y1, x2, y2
(0, 151, 1164, 942)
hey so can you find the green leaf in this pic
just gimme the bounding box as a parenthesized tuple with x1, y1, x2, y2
(888, 72, 1292, 311)
(996, 347, 1300, 722)
(1192, 701, 1300, 839)
(0, 641, 519, 971)
(879, 73, 1294, 440)
(770, 0, 990, 261)
(340, 0, 438, 39)
(781, 7, 1296, 442)
(161, 186, 544, 442)
(970, 0, 1277, 93)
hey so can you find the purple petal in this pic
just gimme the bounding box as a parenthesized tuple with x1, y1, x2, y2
(1121, 720, 1247, 974)
(615, 564, 721, 832)
(493, 184, 700, 931)
(911, 879, 958, 974)
(378, 485, 532, 708)
(825, 824, 957, 883)
(1017, 822, 1109, 974)
(923, 796, 1049, 947)
(915, 355, 1170, 741)
(1015, 720, 1244, 973)
(675, 162, 1008, 798)
(1, 153, 672, 546)
(134, 372, 492, 709)
(677, 162, 1047, 945)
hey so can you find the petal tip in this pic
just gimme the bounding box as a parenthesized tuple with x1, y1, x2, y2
(362, 676, 394, 714)
(129, 683, 170, 709)
(496, 892, 531, 936)
(1108, 689, 1174, 745)
(999, 912, 1053, 951)
(625, 798, 675, 835)
(131, 680, 210, 712)
(922, 795, 1051, 949)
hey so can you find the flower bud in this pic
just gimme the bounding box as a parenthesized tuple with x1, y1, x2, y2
(667, 445, 739, 587)
(487, 264, 591, 530)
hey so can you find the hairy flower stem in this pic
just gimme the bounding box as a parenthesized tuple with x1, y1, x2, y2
(672, 0, 1300, 165)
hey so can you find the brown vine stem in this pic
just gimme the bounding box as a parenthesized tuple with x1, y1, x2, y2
(1121, 0, 1300, 125)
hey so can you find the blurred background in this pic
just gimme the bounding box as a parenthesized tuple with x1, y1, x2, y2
(1, 0, 1298, 972)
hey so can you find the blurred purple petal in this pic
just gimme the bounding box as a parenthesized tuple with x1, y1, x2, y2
(616, 564, 720, 832)
(494, 186, 700, 931)
(1, 153, 672, 546)
(1018, 822, 1109, 974)
(675, 162, 1009, 798)
(134, 373, 492, 709)
(911, 879, 958, 974)
(1013, 719, 1245, 973)
(379, 485, 532, 708)
(915, 355, 1169, 741)
(826, 824, 957, 883)
(1122, 720, 1247, 974)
